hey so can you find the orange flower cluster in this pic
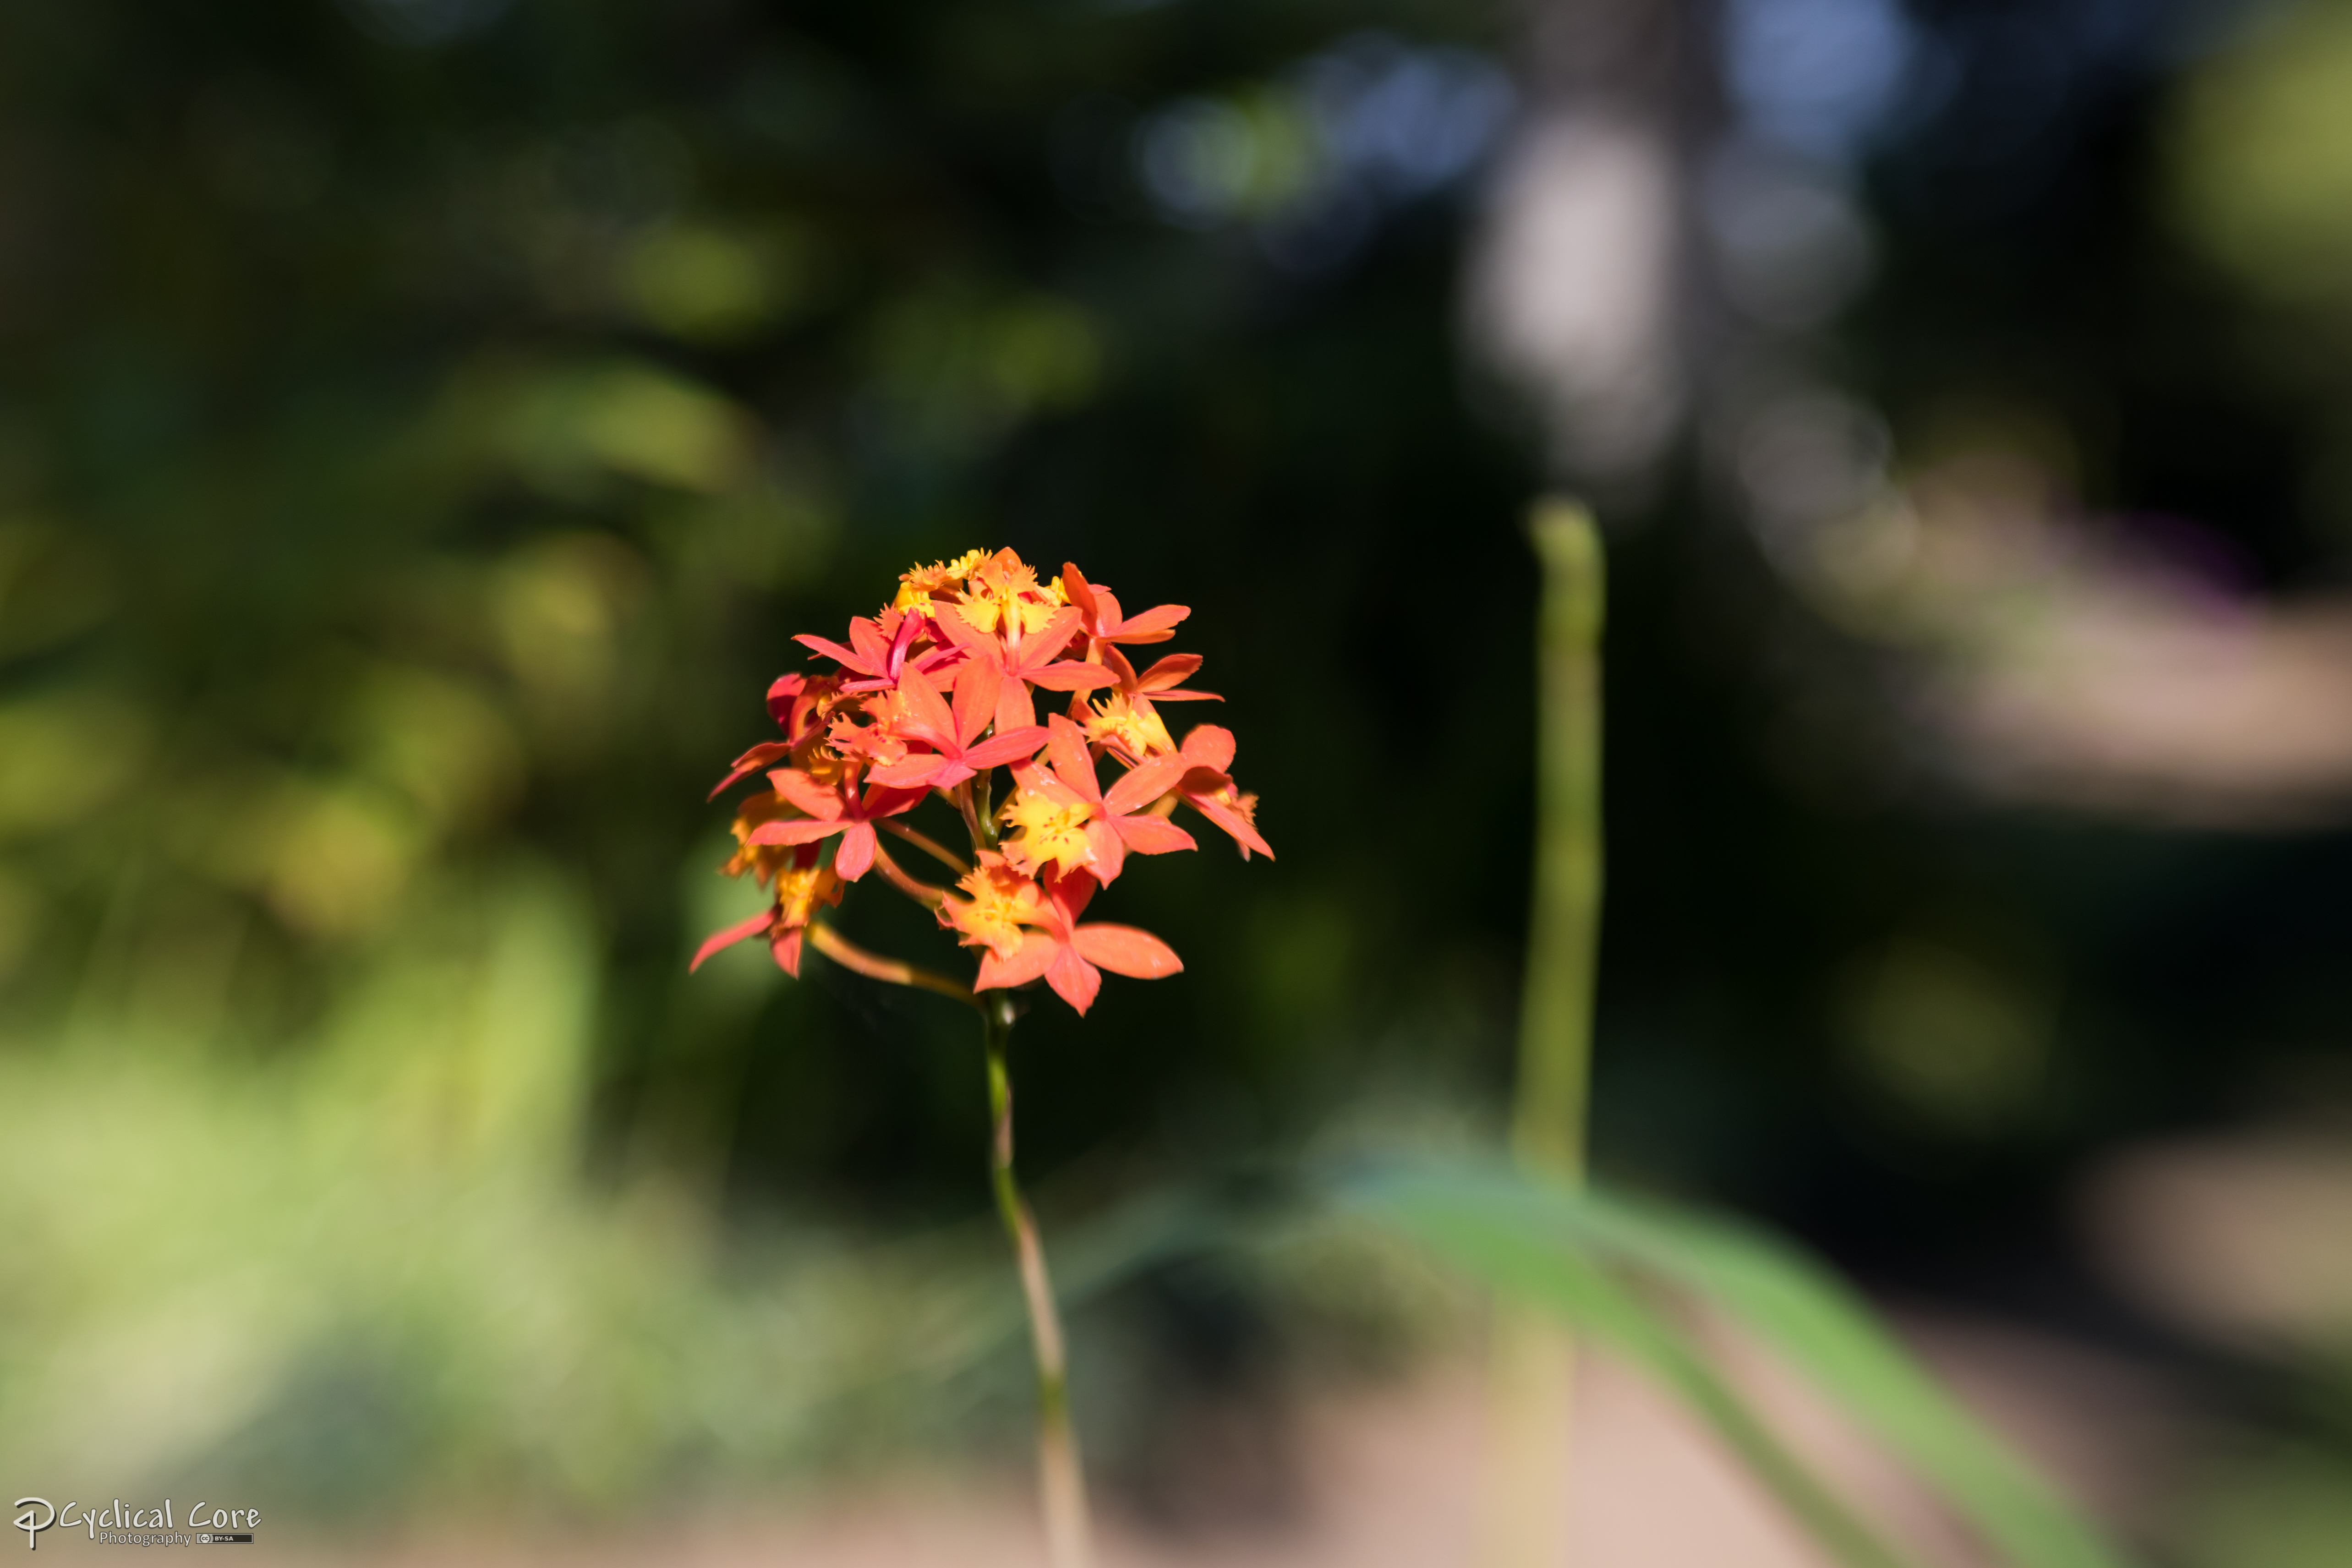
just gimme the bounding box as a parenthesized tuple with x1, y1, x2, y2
(694, 548, 1269, 1014)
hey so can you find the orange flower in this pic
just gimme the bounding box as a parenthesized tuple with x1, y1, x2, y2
(1000, 715, 1192, 884)
(963, 865, 1182, 1016)
(895, 549, 991, 608)
(1079, 690, 1177, 765)
(956, 547, 1067, 639)
(796, 611, 965, 695)
(696, 545, 1258, 1013)
(938, 850, 1050, 962)
(1064, 646, 1220, 769)
(1170, 723, 1272, 860)
(935, 603, 1118, 731)
(864, 664, 1048, 791)
(1061, 562, 1190, 660)
(692, 842, 844, 977)
(744, 765, 927, 881)
(1097, 642, 1221, 706)
(706, 672, 852, 798)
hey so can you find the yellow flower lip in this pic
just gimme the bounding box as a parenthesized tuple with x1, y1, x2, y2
(1083, 692, 1175, 761)
(1001, 786, 1096, 877)
(940, 850, 1049, 961)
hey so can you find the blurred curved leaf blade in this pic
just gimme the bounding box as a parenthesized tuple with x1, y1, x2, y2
(1341, 1164, 2130, 1568)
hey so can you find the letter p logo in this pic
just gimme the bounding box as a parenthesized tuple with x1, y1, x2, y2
(10, 1500, 52, 1552)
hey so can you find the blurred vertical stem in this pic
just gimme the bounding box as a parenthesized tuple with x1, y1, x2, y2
(1514, 497, 1605, 1175)
(983, 990, 1096, 1568)
(1484, 497, 1605, 1568)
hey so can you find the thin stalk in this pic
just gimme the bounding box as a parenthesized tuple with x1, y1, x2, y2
(878, 817, 972, 876)
(805, 921, 976, 1007)
(982, 991, 1095, 1568)
(870, 841, 949, 909)
(1482, 498, 1606, 1568)
(952, 780, 995, 851)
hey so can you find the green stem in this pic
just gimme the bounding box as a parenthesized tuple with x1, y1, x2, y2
(1513, 497, 1606, 1180)
(1483, 498, 1606, 1568)
(982, 992, 1095, 1568)
(952, 780, 998, 852)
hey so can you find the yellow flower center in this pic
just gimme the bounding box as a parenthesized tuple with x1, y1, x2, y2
(776, 863, 842, 927)
(1001, 789, 1096, 876)
(1083, 694, 1174, 760)
(725, 793, 797, 882)
(956, 548, 1067, 638)
(899, 549, 991, 598)
(943, 855, 1045, 958)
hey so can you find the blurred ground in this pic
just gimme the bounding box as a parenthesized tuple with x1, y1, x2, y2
(278, 1313, 2176, 1568)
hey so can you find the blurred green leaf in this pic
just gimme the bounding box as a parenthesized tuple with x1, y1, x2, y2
(1344, 1164, 2131, 1568)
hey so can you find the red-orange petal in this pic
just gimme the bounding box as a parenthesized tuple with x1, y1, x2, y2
(1024, 661, 1122, 693)
(965, 726, 1051, 769)
(1060, 562, 1100, 621)
(1179, 723, 1236, 773)
(1072, 923, 1182, 979)
(994, 675, 1038, 738)
(1133, 653, 1200, 690)
(869, 754, 951, 789)
(1044, 945, 1102, 1015)
(1102, 754, 1185, 816)
(1044, 714, 1100, 803)
(1043, 864, 1099, 923)
(835, 821, 877, 881)
(976, 930, 1057, 992)
(1110, 814, 1196, 856)
(691, 910, 772, 972)
(848, 615, 891, 665)
(1016, 606, 1083, 665)
(1183, 792, 1273, 861)
(1115, 603, 1189, 637)
(771, 768, 844, 820)
(952, 651, 1003, 746)
(766, 674, 806, 726)
(895, 665, 959, 744)
(860, 784, 929, 819)
(746, 818, 846, 847)
(708, 740, 794, 799)
(795, 633, 880, 675)
(1083, 818, 1125, 885)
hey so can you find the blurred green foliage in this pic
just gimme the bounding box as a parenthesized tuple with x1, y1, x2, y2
(0, 0, 1532, 1213)
(0, 0, 1522, 1513)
